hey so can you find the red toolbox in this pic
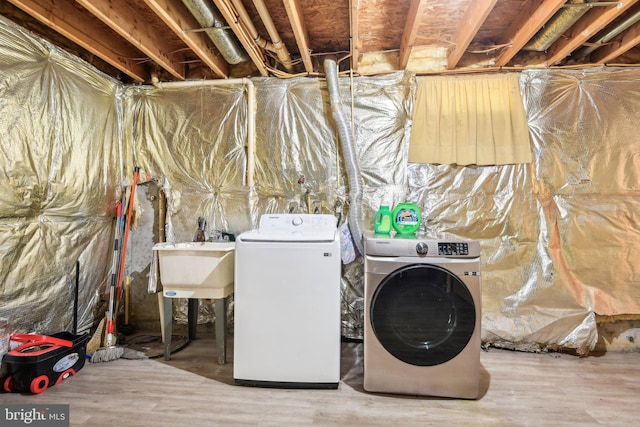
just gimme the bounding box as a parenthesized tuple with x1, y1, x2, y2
(1, 331, 90, 394)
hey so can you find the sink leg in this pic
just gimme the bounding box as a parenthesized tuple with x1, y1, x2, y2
(214, 297, 227, 364)
(188, 298, 198, 341)
(163, 296, 172, 361)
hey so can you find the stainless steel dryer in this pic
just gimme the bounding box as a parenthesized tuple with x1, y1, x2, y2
(364, 233, 482, 399)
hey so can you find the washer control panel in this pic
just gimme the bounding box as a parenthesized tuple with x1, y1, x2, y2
(258, 214, 337, 234)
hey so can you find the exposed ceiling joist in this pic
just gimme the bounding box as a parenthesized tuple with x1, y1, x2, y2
(350, 0, 361, 73)
(546, 0, 640, 66)
(399, 0, 429, 69)
(212, 0, 269, 76)
(592, 17, 640, 63)
(7, 0, 149, 81)
(76, 0, 185, 80)
(495, 0, 567, 67)
(144, 0, 229, 79)
(447, 0, 499, 70)
(8, 1, 640, 84)
(283, 0, 313, 73)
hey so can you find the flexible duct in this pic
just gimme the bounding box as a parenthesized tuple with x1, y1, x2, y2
(182, 0, 248, 64)
(323, 57, 364, 256)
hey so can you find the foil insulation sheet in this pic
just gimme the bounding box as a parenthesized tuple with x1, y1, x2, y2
(129, 73, 413, 334)
(0, 17, 122, 335)
(2, 14, 640, 353)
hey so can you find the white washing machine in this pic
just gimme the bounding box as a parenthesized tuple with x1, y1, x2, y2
(364, 233, 482, 399)
(233, 214, 341, 388)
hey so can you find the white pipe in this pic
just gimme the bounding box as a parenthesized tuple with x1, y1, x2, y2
(151, 75, 256, 186)
(580, 9, 640, 57)
(228, 0, 276, 52)
(252, 0, 294, 71)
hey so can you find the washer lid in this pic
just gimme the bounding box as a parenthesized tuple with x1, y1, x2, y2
(240, 214, 338, 242)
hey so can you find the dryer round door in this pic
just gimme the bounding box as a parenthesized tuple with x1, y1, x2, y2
(370, 264, 476, 366)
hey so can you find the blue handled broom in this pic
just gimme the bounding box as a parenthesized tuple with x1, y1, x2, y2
(90, 197, 125, 363)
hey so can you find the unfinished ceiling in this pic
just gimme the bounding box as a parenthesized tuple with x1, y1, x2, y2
(3, 0, 640, 84)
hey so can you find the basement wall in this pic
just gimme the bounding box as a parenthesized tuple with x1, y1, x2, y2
(1, 16, 639, 354)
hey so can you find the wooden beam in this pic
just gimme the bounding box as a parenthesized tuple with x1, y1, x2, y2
(399, 0, 428, 69)
(447, 0, 498, 70)
(143, 0, 228, 79)
(495, 0, 566, 67)
(283, 0, 313, 73)
(212, 0, 269, 76)
(591, 19, 640, 64)
(7, 0, 148, 82)
(76, 0, 186, 80)
(545, 0, 639, 66)
(351, 0, 362, 72)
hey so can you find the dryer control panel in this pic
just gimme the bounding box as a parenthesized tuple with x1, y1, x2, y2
(364, 232, 480, 258)
(438, 242, 469, 256)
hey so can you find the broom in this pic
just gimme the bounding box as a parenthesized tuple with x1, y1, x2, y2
(90, 197, 126, 363)
(92, 167, 140, 362)
(86, 318, 105, 356)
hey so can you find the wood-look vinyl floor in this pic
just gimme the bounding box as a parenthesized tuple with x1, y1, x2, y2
(2, 332, 640, 426)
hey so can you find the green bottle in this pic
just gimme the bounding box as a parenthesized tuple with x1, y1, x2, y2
(392, 202, 421, 235)
(374, 205, 392, 234)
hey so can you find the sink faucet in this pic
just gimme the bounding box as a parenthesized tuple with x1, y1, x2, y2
(194, 217, 206, 242)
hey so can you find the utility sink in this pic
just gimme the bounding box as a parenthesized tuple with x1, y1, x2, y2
(152, 241, 235, 364)
(153, 241, 235, 299)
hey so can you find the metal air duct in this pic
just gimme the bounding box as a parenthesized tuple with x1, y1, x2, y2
(182, 0, 249, 64)
(324, 56, 364, 256)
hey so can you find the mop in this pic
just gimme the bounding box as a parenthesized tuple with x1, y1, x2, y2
(92, 167, 140, 363)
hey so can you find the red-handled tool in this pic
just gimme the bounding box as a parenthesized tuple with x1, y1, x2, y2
(8, 334, 73, 357)
(116, 166, 140, 306)
(105, 199, 124, 347)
